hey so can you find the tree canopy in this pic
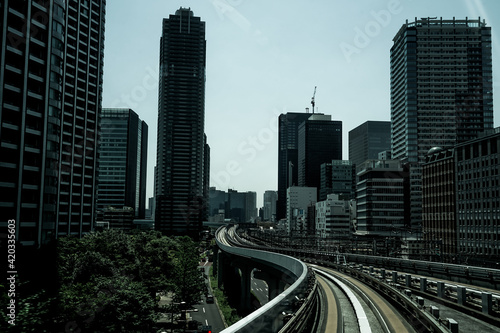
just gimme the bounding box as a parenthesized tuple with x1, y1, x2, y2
(1, 230, 204, 332)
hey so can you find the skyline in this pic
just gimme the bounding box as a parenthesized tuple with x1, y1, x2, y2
(102, 0, 500, 208)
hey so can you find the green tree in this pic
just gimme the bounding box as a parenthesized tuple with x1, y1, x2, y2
(130, 231, 177, 297)
(171, 236, 204, 307)
(59, 275, 158, 333)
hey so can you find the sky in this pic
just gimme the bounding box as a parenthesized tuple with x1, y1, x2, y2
(102, 0, 500, 208)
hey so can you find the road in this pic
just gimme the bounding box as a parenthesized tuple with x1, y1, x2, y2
(189, 261, 226, 333)
(251, 272, 269, 306)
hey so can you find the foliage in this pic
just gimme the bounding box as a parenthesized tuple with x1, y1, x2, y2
(171, 236, 205, 307)
(0, 285, 56, 333)
(1, 230, 204, 332)
(55, 230, 198, 331)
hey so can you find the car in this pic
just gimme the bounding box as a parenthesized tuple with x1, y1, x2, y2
(206, 294, 214, 303)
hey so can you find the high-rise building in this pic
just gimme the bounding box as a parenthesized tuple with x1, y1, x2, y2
(319, 160, 356, 201)
(155, 8, 208, 239)
(349, 121, 391, 168)
(96, 108, 148, 219)
(356, 160, 409, 237)
(0, 0, 106, 246)
(263, 190, 277, 222)
(390, 17, 493, 228)
(298, 114, 342, 197)
(277, 112, 311, 221)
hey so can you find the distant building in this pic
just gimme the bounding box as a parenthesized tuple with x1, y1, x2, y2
(96, 206, 135, 231)
(146, 197, 155, 219)
(277, 112, 312, 221)
(97, 108, 148, 219)
(209, 187, 226, 217)
(155, 8, 209, 239)
(356, 160, 409, 237)
(286, 186, 317, 235)
(263, 190, 278, 222)
(208, 188, 257, 223)
(298, 114, 342, 200)
(378, 150, 392, 160)
(316, 194, 351, 239)
(319, 160, 356, 201)
(349, 121, 391, 169)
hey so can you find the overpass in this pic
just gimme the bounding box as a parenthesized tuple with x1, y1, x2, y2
(214, 225, 500, 332)
(214, 226, 318, 333)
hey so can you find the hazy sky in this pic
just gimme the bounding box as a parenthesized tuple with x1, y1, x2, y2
(102, 0, 500, 208)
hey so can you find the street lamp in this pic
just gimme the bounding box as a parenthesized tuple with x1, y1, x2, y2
(170, 301, 186, 333)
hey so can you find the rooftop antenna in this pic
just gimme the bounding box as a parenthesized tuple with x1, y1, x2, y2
(311, 86, 317, 114)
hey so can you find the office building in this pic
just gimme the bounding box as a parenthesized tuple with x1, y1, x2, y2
(390, 17, 493, 228)
(97, 108, 147, 219)
(316, 194, 351, 239)
(356, 160, 409, 237)
(263, 190, 277, 222)
(286, 186, 317, 235)
(455, 128, 500, 263)
(277, 112, 311, 221)
(349, 121, 391, 168)
(319, 160, 356, 201)
(227, 189, 257, 223)
(209, 187, 226, 218)
(422, 147, 456, 260)
(0, 0, 106, 246)
(155, 8, 208, 239)
(298, 114, 342, 198)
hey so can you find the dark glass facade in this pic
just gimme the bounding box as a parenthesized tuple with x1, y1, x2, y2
(97, 108, 148, 220)
(0, 0, 106, 246)
(155, 8, 208, 239)
(348, 121, 391, 168)
(276, 112, 311, 221)
(298, 114, 342, 199)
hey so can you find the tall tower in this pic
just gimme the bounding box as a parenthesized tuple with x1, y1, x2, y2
(97, 108, 148, 219)
(297, 114, 342, 197)
(155, 8, 207, 239)
(390, 17, 493, 228)
(0, 0, 106, 246)
(277, 112, 311, 221)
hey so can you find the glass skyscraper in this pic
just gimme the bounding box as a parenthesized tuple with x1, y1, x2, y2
(390, 17, 493, 228)
(0, 0, 106, 246)
(298, 114, 342, 198)
(97, 108, 148, 219)
(155, 8, 209, 239)
(277, 112, 311, 221)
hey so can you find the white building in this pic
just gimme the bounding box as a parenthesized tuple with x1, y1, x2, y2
(286, 186, 317, 235)
(316, 194, 351, 238)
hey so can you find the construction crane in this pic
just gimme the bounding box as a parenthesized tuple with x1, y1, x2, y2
(311, 86, 316, 114)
